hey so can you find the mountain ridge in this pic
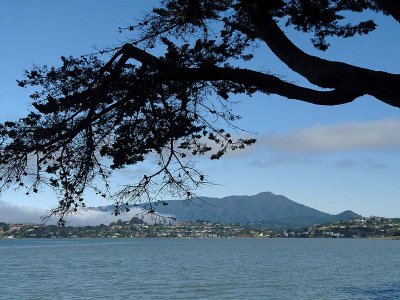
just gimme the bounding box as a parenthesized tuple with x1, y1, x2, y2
(94, 191, 361, 228)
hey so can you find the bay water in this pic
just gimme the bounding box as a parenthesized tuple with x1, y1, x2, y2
(1, 238, 399, 299)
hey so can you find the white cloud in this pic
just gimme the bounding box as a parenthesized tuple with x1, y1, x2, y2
(0, 201, 44, 224)
(0, 200, 166, 226)
(249, 156, 316, 168)
(363, 158, 388, 169)
(334, 158, 358, 168)
(260, 119, 400, 153)
(333, 158, 388, 169)
(65, 207, 150, 226)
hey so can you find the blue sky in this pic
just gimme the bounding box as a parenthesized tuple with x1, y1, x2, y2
(1, 0, 400, 217)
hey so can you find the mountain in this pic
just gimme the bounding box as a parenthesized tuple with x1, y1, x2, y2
(94, 192, 361, 229)
(334, 210, 361, 221)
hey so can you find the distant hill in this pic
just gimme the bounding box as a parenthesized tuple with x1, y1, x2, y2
(94, 192, 361, 229)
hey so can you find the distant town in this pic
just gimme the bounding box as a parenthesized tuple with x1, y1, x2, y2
(1, 216, 400, 239)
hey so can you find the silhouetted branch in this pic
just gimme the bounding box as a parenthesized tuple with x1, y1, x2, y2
(376, 0, 400, 23)
(241, 6, 400, 107)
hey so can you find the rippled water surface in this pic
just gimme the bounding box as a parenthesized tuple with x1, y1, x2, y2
(1, 238, 399, 299)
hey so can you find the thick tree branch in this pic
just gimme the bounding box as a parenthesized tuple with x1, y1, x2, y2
(376, 0, 400, 23)
(161, 67, 362, 106)
(119, 44, 362, 106)
(121, 44, 173, 71)
(244, 5, 400, 108)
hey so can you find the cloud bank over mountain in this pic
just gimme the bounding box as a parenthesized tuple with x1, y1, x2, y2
(0, 201, 146, 226)
(0, 201, 44, 224)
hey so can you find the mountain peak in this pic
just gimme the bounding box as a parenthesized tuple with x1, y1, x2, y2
(336, 210, 362, 220)
(148, 193, 360, 228)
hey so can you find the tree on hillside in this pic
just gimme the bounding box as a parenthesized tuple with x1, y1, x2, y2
(0, 0, 399, 224)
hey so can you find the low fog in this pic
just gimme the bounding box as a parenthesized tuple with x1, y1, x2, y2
(0, 201, 161, 226)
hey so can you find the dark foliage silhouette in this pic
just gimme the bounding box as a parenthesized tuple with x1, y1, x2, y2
(0, 0, 398, 224)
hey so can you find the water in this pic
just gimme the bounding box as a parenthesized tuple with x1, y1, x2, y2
(0, 238, 399, 299)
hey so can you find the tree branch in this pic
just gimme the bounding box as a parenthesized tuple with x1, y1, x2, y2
(119, 44, 362, 106)
(161, 67, 362, 106)
(243, 6, 400, 107)
(376, 0, 400, 23)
